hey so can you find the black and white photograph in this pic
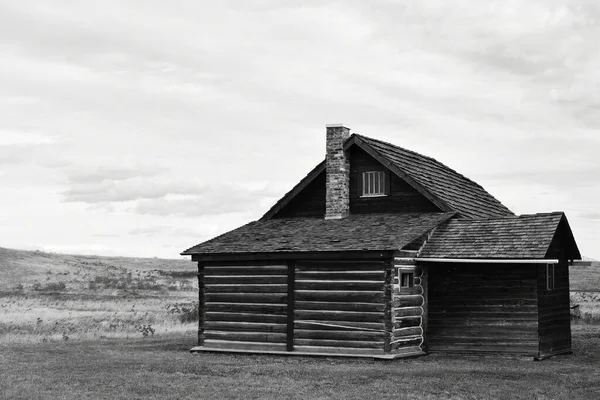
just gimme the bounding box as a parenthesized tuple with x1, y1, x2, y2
(1, 1, 599, 399)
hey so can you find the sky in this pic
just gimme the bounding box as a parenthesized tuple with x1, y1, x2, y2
(0, 0, 599, 260)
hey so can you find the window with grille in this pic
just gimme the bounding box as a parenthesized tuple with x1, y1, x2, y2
(362, 171, 386, 197)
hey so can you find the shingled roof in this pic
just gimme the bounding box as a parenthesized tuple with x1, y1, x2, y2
(352, 134, 514, 219)
(182, 212, 455, 256)
(419, 212, 581, 259)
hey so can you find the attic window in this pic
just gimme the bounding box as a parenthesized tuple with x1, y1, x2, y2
(361, 171, 387, 197)
(546, 264, 555, 291)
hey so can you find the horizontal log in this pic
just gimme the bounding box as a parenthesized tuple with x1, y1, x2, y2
(296, 281, 384, 291)
(205, 275, 288, 284)
(393, 317, 422, 329)
(205, 312, 287, 324)
(427, 338, 539, 346)
(295, 310, 384, 323)
(393, 327, 422, 338)
(204, 266, 287, 275)
(391, 336, 423, 349)
(295, 301, 384, 313)
(392, 295, 423, 308)
(205, 331, 287, 343)
(293, 346, 385, 355)
(294, 339, 383, 349)
(204, 321, 287, 333)
(295, 320, 384, 331)
(205, 302, 287, 314)
(393, 286, 423, 296)
(203, 339, 287, 352)
(205, 284, 287, 294)
(205, 293, 287, 304)
(393, 307, 423, 318)
(295, 271, 385, 280)
(295, 290, 384, 303)
(296, 262, 386, 271)
(294, 329, 384, 341)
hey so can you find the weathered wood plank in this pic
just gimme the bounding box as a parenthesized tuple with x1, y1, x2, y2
(392, 327, 422, 338)
(295, 320, 384, 331)
(205, 284, 287, 294)
(295, 301, 384, 313)
(204, 266, 287, 275)
(294, 329, 384, 341)
(203, 339, 287, 352)
(393, 317, 422, 329)
(205, 302, 287, 314)
(293, 345, 385, 355)
(205, 312, 287, 324)
(205, 293, 287, 304)
(205, 275, 288, 284)
(393, 307, 423, 318)
(295, 281, 385, 291)
(294, 339, 383, 349)
(205, 331, 287, 343)
(392, 295, 423, 308)
(204, 321, 287, 333)
(198, 263, 205, 346)
(295, 291, 384, 303)
(296, 271, 385, 280)
(295, 310, 384, 323)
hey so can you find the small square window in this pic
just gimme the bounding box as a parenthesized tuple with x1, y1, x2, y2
(362, 171, 386, 197)
(546, 264, 555, 291)
(400, 272, 414, 288)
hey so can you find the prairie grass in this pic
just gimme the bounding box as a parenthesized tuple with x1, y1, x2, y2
(0, 293, 198, 344)
(571, 291, 600, 324)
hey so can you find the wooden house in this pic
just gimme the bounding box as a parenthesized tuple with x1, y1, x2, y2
(182, 125, 581, 360)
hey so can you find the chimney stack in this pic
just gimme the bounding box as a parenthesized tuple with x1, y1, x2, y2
(325, 124, 350, 219)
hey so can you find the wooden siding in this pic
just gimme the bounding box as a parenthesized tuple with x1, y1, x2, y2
(427, 263, 539, 355)
(349, 147, 440, 214)
(202, 263, 289, 352)
(272, 172, 325, 218)
(537, 260, 571, 357)
(293, 261, 387, 355)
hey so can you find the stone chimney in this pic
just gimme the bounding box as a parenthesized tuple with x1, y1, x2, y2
(325, 124, 350, 219)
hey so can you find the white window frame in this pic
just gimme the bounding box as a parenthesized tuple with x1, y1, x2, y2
(361, 171, 386, 197)
(546, 264, 555, 291)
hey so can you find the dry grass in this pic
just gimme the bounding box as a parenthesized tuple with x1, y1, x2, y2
(571, 292, 600, 324)
(0, 293, 198, 344)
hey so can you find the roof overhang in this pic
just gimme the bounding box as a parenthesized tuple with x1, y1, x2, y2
(413, 258, 559, 264)
(191, 250, 397, 263)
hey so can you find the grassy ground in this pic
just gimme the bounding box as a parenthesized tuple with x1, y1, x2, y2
(0, 326, 599, 400)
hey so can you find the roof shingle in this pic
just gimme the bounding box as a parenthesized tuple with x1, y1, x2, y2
(420, 212, 567, 259)
(355, 134, 514, 219)
(182, 212, 455, 255)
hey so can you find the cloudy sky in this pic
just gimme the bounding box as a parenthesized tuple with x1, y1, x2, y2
(0, 1, 599, 259)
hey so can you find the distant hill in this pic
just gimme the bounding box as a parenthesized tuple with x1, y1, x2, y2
(0, 247, 196, 294)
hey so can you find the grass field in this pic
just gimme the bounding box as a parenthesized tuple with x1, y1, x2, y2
(1, 247, 600, 399)
(1, 326, 599, 399)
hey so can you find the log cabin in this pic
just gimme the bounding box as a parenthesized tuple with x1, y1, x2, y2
(181, 124, 581, 360)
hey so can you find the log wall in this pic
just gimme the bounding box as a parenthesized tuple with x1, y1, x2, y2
(391, 258, 426, 355)
(293, 261, 387, 355)
(427, 263, 539, 355)
(202, 263, 289, 352)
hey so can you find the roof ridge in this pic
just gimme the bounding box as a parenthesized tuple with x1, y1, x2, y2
(354, 133, 494, 195)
